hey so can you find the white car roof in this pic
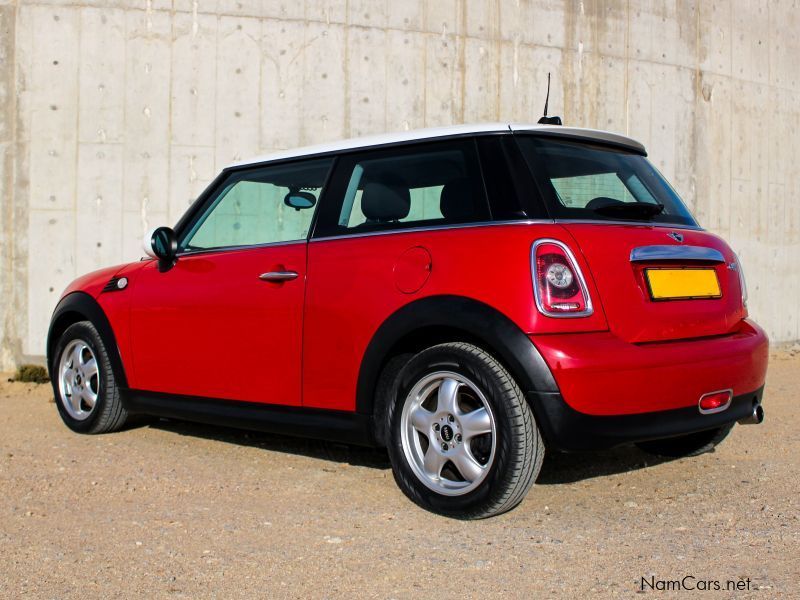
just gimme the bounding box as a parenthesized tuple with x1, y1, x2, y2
(228, 122, 646, 169)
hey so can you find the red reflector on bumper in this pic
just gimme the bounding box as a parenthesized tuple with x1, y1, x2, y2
(698, 390, 732, 414)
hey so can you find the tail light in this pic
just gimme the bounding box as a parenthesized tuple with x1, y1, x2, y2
(532, 239, 593, 317)
(733, 252, 748, 309)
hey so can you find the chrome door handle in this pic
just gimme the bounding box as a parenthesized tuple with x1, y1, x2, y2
(259, 271, 299, 282)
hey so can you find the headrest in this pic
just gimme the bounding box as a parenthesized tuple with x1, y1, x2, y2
(440, 179, 475, 221)
(361, 178, 410, 222)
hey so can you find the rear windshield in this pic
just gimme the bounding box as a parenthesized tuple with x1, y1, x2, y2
(515, 135, 697, 227)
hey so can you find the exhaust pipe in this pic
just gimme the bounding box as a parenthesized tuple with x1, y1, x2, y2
(738, 402, 764, 425)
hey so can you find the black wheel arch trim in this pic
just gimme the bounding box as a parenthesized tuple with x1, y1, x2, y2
(47, 291, 128, 388)
(356, 295, 560, 445)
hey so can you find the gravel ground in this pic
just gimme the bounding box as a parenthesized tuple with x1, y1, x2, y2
(1, 354, 798, 599)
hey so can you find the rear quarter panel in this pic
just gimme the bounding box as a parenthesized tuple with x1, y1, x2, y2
(302, 223, 608, 411)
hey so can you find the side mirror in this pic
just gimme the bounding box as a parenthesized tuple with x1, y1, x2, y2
(284, 190, 317, 211)
(143, 226, 178, 262)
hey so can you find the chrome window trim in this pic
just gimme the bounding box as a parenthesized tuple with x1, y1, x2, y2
(554, 219, 703, 230)
(630, 245, 725, 263)
(175, 238, 307, 258)
(530, 238, 594, 319)
(307, 218, 704, 243)
(171, 220, 707, 251)
(309, 219, 556, 242)
(698, 389, 733, 415)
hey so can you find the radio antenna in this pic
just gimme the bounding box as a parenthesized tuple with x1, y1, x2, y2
(537, 73, 563, 125)
(543, 72, 551, 117)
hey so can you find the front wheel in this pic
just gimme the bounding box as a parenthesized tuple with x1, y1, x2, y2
(386, 342, 544, 519)
(51, 321, 130, 434)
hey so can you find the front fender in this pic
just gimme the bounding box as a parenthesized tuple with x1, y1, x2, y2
(47, 291, 128, 389)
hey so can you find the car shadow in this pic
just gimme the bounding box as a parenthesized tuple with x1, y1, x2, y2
(148, 418, 392, 469)
(146, 418, 675, 482)
(536, 446, 674, 485)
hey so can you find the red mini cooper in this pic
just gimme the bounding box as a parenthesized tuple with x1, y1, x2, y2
(48, 123, 768, 518)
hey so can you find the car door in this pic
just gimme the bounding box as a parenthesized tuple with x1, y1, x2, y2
(128, 157, 334, 405)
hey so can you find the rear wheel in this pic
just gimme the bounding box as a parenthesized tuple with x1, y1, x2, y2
(636, 424, 734, 458)
(386, 342, 544, 519)
(52, 321, 130, 434)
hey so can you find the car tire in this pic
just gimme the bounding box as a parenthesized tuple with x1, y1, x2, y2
(635, 423, 734, 458)
(51, 321, 130, 434)
(385, 342, 544, 519)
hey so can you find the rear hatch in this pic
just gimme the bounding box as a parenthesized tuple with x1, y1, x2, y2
(561, 223, 746, 343)
(512, 131, 746, 343)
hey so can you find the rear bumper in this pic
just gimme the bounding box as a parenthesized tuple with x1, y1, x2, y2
(529, 386, 764, 451)
(527, 319, 769, 450)
(532, 319, 768, 415)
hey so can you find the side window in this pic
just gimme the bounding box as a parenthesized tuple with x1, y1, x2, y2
(315, 139, 490, 237)
(179, 158, 333, 251)
(342, 186, 446, 227)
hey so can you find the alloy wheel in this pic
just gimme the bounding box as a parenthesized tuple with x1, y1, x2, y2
(400, 371, 497, 496)
(58, 340, 100, 421)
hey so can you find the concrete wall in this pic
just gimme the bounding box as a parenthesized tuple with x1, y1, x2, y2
(0, 0, 798, 367)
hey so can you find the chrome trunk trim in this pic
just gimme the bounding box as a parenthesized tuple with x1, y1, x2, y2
(630, 245, 725, 263)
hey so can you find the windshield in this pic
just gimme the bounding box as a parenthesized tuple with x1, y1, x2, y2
(515, 135, 697, 227)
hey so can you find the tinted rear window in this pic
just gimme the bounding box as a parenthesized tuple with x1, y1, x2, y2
(515, 135, 697, 227)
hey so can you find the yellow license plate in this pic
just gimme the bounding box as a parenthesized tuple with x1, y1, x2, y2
(645, 268, 721, 300)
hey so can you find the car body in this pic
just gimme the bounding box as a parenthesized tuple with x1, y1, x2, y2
(47, 123, 768, 518)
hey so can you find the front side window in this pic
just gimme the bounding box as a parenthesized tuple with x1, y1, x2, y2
(179, 158, 333, 251)
(314, 139, 490, 237)
(516, 136, 696, 226)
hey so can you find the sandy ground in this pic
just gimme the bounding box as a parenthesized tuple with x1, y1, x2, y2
(0, 355, 798, 599)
